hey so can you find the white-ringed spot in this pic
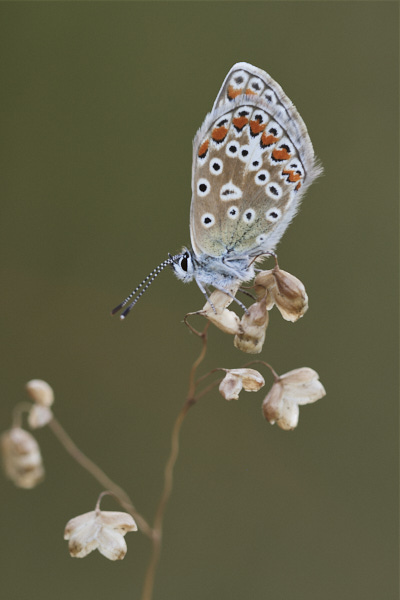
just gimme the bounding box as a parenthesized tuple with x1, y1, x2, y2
(263, 88, 277, 104)
(242, 208, 256, 224)
(255, 170, 270, 185)
(248, 77, 264, 94)
(266, 208, 281, 223)
(266, 182, 282, 200)
(238, 145, 250, 163)
(249, 157, 262, 171)
(226, 141, 240, 157)
(220, 183, 243, 201)
(197, 178, 211, 197)
(210, 158, 223, 175)
(227, 206, 239, 220)
(256, 233, 268, 245)
(201, 213, 215, 228)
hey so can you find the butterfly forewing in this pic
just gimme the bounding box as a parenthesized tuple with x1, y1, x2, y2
(190, 63, 321, 260)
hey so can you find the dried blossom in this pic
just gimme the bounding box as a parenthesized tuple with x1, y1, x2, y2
(201, 289, 241, 335)
(234, 295, 269, 354)
(28, 405, 53, 429)
(64, 509, 137, 560)
(1, 427, 44, 488)
(262, 367, 326, 430)
(25, 379, 54, 407)
(219, 368, 265, 400)
(255, 265, 308, 322)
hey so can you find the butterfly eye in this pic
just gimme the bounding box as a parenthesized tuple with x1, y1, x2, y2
(226, 142, 239, 157)
(227, 206, 239, 220)
(197, 178, 211, 197)
(180, 255, 188, 272)
(201, 213, 215, 228)
(243, 209, 256, 224)
(266, 183, 282, 199)
(209, 158, 223, 175)
(255, 170, 270, 185)
(266, 208, 282, 223)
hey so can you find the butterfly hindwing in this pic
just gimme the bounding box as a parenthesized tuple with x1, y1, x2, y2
(190, 63, 321, 259)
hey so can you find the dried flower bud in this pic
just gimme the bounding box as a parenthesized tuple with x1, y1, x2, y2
(28, 405, 53, 429)
(219, 368, 265, 400)
(1, 427, 44, 488)
(262, 367, 326, 430)
(64, 509, 137, 560)
(255, 266, 308, 322)
(202, 290, 241, 335)
(234, 296, 269, 354)
(25, 379, 54, 407)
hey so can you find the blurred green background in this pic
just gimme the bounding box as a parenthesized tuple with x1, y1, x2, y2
(0, 3, 398, 599)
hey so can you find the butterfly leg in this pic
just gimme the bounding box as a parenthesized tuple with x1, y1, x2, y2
(212, 284, 249, 315)
(195, 279, 217, 314)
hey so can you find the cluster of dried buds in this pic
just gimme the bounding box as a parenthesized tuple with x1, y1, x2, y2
(199, 263, 308, 354)
(1, 379, 54, 489)
(218, 366, 325, 430)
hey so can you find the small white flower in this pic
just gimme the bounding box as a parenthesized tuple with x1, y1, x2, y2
(1, 427, 44, 488)
(25, 380, 54, 407)
(262, 368, 326, 430)
(64, 509, 138, 561)
(219, 368, 265, 401)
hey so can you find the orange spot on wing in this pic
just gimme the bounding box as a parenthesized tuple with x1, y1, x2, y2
(232, 116, 248, 130)
(228, 85, 243, 99)
(295, 182, 302, 191)
(272, 147, 291, 161)
(212, 126, 228, 142)
(245, 88, 257, 95)
(260, 132, 278, 147)
(282, 168, 302, 183)
(250, 120, 266, 135)
(198, 140, 209, 158)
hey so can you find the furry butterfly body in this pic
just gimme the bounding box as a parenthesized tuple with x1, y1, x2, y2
(113, 63, 321, 318)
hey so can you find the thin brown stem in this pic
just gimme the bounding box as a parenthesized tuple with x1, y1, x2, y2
(243, 360, 280, 381)
(48, 417, 153, 538)
(140, 324, 209, 600)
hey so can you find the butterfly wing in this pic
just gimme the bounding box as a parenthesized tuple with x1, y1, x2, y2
(190, 63, 322, 259)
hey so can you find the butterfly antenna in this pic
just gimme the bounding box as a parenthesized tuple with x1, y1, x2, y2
(111, 259, 173, 319)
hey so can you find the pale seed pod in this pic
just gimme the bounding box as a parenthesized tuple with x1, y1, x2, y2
(64, 509, 137, 560)
(254, 266, 308, 322)
(234, 296, 269, 354)
(219, 368, 265, 400)
(25, 379, 54, 407)
(202, 289, 241, 335)
(262, 367, 326, 430)
(28, 404, 53, 429)
(1, 427, 44, 488)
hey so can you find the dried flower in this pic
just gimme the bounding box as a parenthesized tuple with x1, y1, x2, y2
(64, 509, 137, 560)
(262, 367, 326, 430)
(201, 289, 241, 335)
(1, 427, 44, 488)
(219, 368, 265, 400)
(28, 405, 53, 429)
(255, 265, 308, 322)
(234, 295, 269, 354)
(25, 379, 54, 407)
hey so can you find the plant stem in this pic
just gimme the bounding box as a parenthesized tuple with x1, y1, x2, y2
(140, 324, 209, 600)
(48, 417, 153, 538)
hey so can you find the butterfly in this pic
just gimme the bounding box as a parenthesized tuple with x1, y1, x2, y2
(112, 62, 322, 319)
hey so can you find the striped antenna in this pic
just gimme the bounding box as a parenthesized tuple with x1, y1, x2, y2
(111, 258, 173, 320)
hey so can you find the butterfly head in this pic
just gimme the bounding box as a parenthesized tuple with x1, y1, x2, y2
(170, 248, 195, 283)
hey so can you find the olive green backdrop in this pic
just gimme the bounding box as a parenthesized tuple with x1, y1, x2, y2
(0, 2, 398, 599)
